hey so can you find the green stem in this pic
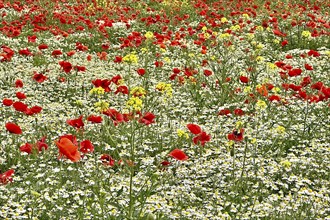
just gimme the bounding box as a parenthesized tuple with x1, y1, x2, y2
(128, 121, 136, 219)
(240, 140, 248, 181)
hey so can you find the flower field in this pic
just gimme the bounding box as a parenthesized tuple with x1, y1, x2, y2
(0, 0, 330, 219)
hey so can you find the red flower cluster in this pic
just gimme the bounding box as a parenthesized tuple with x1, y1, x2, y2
(55, 134, 95, 162)
(20, 137, 48, 154)
(186, 123, 211, 146)
(0, 169, 14, 185)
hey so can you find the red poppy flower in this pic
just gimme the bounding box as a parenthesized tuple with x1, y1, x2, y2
(256, 85, 268, 97)
(218, 108, 231, 116)
(28, 35, 37, 43)
(114, 85, 129, 95)
(311, 81, 323, 90)
(92, 79, 111, 92)
(139, 112, 156, 125)
(203, 69, 213, 76)
(288, 68, 302, 77)
(15, 79, 23, 88)
(16, 92, 26, 99)
(2, 98, 13, 106)
(55, 137, 81, 162)
(13, 101, 28, 112)
(187, 123, 202, 135)
(307, 50, 320, 57)
(169, 149, 188, 161)
(20, 143, 33, 154)
(111, 75, 122, 85)
(273, 29, 286, 37)
(33, 72, 47, 83)
(304, 63, 313, 70)
(155, 61, 163, 67)
(36, 136, 48, 151)
(66, 115, 84, 129)
(5, 122, 22, 134)
(19, 48, 32, 56)
(137, 68, 146, 76)
(239, 76, 249, 83)
(281, 40, 288, 47)
(173, 68, 181, 73)
(59, 134, 78, 146)
(192, 131, 211, 146)
(103, 108, 124, 126)
(268, 95, 281, 102)
(0, 169, 14, 185)
(51, 49, 62, 56)
(74, 65, 86, 72)
(30, 105, 42, 114)
(38, 44, 48, 50)
(161, 160, 171, 166)
(100, 154, 115, 166)
(114, 56, 123, 63)
(59, 60, 73, 73)
(80, 140, 94, 154)
(67, 50, 75, 56)
(301, 76, 312, 87)
(233, 108, 245, 116)
(87, 115, 103, 123)
(227, 129, 244, 142)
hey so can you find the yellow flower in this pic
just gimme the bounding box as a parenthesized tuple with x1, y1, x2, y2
(123, 52, 138, 64)
(236, 121, 243, 129)
(117, 79, 124, 85)
(219, 33, 231, 39)
(267, 62, 277, 70)
(221, 17, 228, 23)
(325, 51, 330, 57)
(156, 82, 173, 97)
(256, 43, 264, 49)
(246, 33, 254, 40)
(140, 47, 148, 53)
(228, 45, 235, 51)
(201, 26, 207, 32)
(271, 87, 281, 93)
(130, 86, 146, 97)
(163, 57, 171, 63)
(227, 140, 235, 147)
(256, 100, 267, 110)
(94, 101, 110, 112)
(177, 129, 189, 139)
(256, 26, 264, 32)
(145, 31, 154, 39)
(301, 30, 311, 38)
(273, 39, 280, 44)
(230, 25, 240, 31)
(242, 13, 250, 19)
(243, 86, 252, 94)
(256, 56, 264, 63)
(280, 160, 292, 169)
(251, 138, 257, 144)
(89, 87, 105, 96)
(126, 97, 143, 111)
(276, 125, 286, 134)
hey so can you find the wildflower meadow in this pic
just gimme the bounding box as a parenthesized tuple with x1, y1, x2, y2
(0, 0, 329, 219)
